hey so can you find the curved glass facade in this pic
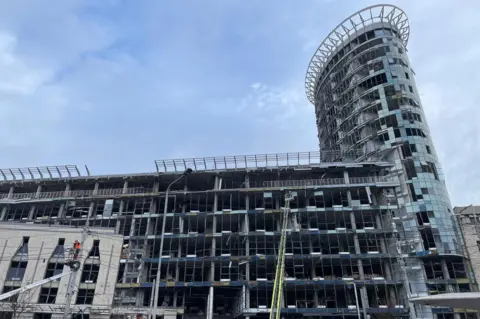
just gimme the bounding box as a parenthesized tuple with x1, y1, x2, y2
(306, 5, 473, 319)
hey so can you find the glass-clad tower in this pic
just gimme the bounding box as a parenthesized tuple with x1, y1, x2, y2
(305, 5, 473, 319)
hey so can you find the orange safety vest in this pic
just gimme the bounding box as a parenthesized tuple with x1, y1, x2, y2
(74, 242, 80, 249)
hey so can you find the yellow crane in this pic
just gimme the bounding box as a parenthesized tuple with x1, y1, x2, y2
(269, 192, 294, 319)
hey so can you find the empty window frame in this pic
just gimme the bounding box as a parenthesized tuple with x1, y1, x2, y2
(81, 264, 100, 283)
(76, 289, 95, 305)
(38, 287, 58, 304)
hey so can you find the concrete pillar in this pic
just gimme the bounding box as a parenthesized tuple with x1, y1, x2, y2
(7, 186, 14, 198)
(441, 260, 456, 294)
(343, 170, 350, 184)
(207, 176, 219, 319)
(28, 205, 35, 220)
(383, 260, 392, 280)
(0, 188, 11, 220)
(150, 181, 159, 214)
(388, 287, 396, 306)
(0, 206, 6, 220)
(35, 185, 42, 198)
(28, 185, 42, 220)
(119, 181, 128, 213)
(244, 175, 250, 309)
(93, 181, 99, 195)
(57, 183, 71, 220)
(64, 183, 71, 196)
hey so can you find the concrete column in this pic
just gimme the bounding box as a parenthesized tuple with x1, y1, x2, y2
(28, 205, 36, 220)
(28, 185, 43, 220)
(87, 202, 95, 222)
(64, 183, 71, 196)
(93, 181, 99, 195)
(57, 183, 71, 220)
(150, 181, 159, 214)
(119, 181, 128, 213)
(0, 206, 6, 220)
(35, 185, 42, 198)
(7, 186, 14, 198)
(0, 188, 11, 220)
(350, 212, 360, 253)
(343, 170, 350, 184)
(441, 260, 456, 294)
(388, 287, 396, 306)
(244, 174, 250, 309)
(383, 260, 392, 280)
(207, 176, 219, 319)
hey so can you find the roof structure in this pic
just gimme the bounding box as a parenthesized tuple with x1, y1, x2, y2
(305, 4, 410, 104)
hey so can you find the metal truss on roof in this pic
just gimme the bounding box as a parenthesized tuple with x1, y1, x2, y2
(154, 150, 366, 173)
(305, 4, 410, 104)
(0, 165, 84, 181)
(155, 152, 322, 173)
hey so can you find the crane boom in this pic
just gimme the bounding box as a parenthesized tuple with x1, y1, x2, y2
(269, 192, 294, 319)
(0, 260, 80, 302)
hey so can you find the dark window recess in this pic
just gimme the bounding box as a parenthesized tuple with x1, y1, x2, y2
(426, 145, 431, 154)
(398, 47, 404, 54)
(409, 85, 414, 93)
(404, 160, 417, 179)
(417, 211, 431, 225)
(378, 114, 398, 128)
(394, 129, 401, 138)
(58, 238, 65, 245)
(81, 264, 100, 283)
(88, 240, 100, 258)
(23, 237, 30, 244)
(421, 188, 429, 194)
(45, 263, 63, 279)
(76, 289, 95, 305)
(408, 184, 418, 202)
(405, 72, 410, 79)
(421, 162, 439, 180)
(401, 111, 422, 123)
(38, 287, 58, 304)
(477, 241, 480, 252)
(386, 96, 400, 111)
(378, 132, 389, 142)
(7, 261, 28, 281)
(358, 73, 388, 91)
(34, 314, 52, 319)
(401, 144, 412, 158)
(406, 128, 427, 138)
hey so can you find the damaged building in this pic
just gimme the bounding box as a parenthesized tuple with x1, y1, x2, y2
(0, 3, 475, 319)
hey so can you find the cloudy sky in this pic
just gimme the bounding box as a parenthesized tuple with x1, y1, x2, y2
(0, 0, 478, 205)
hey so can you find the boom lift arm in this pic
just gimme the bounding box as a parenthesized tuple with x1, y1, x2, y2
(0, 260, 80, 302)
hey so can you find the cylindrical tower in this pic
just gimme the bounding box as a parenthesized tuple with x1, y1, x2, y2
(305, 5, 472, 319)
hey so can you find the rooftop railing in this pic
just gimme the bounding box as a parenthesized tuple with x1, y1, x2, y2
(0, 175, 397, 201)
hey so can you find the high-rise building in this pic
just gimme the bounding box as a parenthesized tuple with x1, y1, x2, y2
(0, 4, 474, 319)
(306, 4, 474, 319)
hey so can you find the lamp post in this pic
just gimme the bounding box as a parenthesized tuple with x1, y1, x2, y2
(151, 168, 192, 319)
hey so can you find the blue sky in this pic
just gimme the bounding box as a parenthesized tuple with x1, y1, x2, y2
(0, 0, 479, 205)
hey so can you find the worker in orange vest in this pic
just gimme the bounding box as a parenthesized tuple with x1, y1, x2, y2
(73, 240, 81, 260)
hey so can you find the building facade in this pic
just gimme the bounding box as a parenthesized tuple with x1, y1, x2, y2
(0, 222, 123, 319)
(455, 206, 480, 287)
(0, 4, 474, 319)
(305, 4, 474, 319)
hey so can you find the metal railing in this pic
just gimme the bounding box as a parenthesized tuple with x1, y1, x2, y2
(263, 175, 395, 188)
(0, 176, 397, 201)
